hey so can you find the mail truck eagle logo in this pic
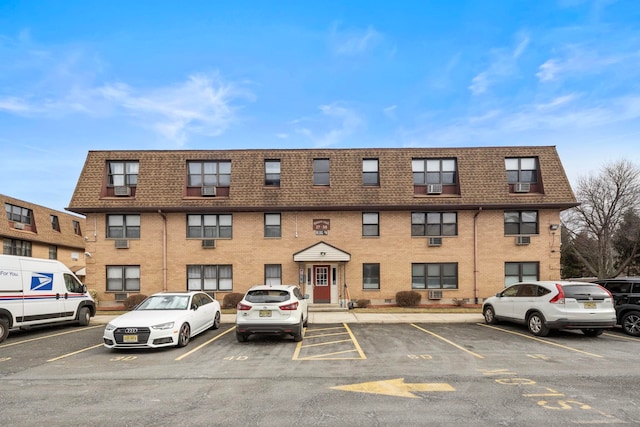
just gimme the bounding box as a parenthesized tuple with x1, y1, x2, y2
(30, 272, 54, 291)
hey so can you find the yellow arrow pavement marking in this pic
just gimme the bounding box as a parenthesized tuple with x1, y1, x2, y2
(331, 378, 455, 398)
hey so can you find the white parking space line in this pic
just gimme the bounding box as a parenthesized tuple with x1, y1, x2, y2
(411, 324, 485, 359)
(0, 325, 102, 349)
(175, 326, 235, 361)
(477, 323, 603, 358)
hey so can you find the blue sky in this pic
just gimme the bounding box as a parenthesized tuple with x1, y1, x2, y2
(1, 0, 639, 213)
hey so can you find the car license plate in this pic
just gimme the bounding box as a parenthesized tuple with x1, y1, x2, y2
(259, 310, 272, 317)
(123, 335, 138, 343)
(583, 302, 596, 309)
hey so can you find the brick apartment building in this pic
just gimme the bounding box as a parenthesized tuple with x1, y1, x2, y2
(2, 194, 87, 278)
(67, 146, 577, 308)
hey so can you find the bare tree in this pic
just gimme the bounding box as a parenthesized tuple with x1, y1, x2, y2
(564, 159, 640, 278)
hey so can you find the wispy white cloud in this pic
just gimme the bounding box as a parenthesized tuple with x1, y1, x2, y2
(329, 22, 382, 55)
(383, 105, 397, 120)
(97, 74, 251, 145)
(536, 45, 640, 83)
(469, 34, 530, 95)
(0, 32, 252, 145)
(293, 102, 365, 147)
(407, 94, 640, 148)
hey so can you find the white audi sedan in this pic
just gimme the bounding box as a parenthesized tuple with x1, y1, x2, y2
(103, 291, 221, 349)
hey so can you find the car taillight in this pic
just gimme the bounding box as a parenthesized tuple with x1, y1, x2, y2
(548, 283, 565, 304)
(279, 301, 299, 311)
(237, 302, 252, 311)
(598, 285, 613, 299)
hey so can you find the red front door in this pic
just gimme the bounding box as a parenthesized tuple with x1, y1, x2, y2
(313, 265, 331, 303)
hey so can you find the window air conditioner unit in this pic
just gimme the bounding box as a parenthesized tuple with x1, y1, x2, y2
(428, 290, 443, 300)
(515, 236, 531, 246)
(514, 182, 531, 193)
(114, 239, 130, 249)
(13, 222, 25, 230)
(428, 237, 442, 247)
(427, 183, 443, 194)
(201, 186, 217, 196)
(202, 239, 216, 248)
(114, 292, 128, 302)
(114, 186, 131, 196)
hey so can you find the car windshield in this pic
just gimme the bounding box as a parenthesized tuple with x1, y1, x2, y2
(137, 295, 190, 310)
(245, 290, 290, 303)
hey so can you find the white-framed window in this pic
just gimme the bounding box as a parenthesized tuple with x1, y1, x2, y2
(187, 265, 233, 291)
(265, 160, 281, 186)
(504, 211, 538, 235)
(363, 159, 379, 186)
(363, 263, 380, 289)
(265, 264, 282, 286)
(264, 213, 281, 238)
(108, 161, 139, 187)
(505, 157, 538, 184)
(504, 262, 539, 287)
(412, 263, 458, 290)
(362, 212, 379, 236)
(106, 266, 141, 291)
(187, 214, 232, 238)
(107, 214, 141, 239)
(313, 159, 330, 186)
(412, 212, 457, 236)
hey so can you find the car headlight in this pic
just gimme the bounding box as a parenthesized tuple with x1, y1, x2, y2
(105, 323, 116, 331)
(152, 322, 175, 330)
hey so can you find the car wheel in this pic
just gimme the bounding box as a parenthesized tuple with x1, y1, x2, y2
(621, 311, 640, 337)
(0, 318, 9, 343)
(177, 323, 190, 347)
(293, 318, 304, 342)
(527, 312, 550, 337)
(236, 332, 248, 342)
(582, 328, 604, 337)
(211, 311, 221, 330)
(303, 309, 309, 327)
(483, 306, 498, 324)
(77, 307, 91, 326)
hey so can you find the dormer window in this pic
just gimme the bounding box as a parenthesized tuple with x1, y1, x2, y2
(505, 157, 540, 193)
(412, 158, 457, 195)
(107, 161, 138, 197)
(187, 160, 231, 197)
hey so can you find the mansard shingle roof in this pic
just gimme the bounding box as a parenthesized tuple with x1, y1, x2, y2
(67, 146, 577, 214)
(2, 193, 86, 249)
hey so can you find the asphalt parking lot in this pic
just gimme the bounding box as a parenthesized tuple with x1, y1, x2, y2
(1, 320, 639, 426)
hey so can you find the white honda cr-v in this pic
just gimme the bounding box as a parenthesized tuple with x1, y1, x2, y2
(482, 281, 616, 337)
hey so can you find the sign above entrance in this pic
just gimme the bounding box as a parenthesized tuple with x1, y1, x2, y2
(313, 219, 330, 235)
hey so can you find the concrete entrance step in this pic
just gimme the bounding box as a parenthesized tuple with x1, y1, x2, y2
(309, 304, 349, 312)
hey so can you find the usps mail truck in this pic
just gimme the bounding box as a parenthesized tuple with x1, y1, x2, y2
(0, 255, 96, 343)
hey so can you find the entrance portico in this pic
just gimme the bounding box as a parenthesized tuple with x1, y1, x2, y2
(293, 241, 351, 305)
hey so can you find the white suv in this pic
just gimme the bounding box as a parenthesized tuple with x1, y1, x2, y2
(235, 285, 309, 342)
(482, 281, 616, 336)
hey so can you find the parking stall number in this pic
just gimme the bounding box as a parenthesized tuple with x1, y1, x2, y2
(479, 369, 620, 419)
(408, 354, 433, 360)
(110, 356, 138, 362)
(224, 355, 248, 361)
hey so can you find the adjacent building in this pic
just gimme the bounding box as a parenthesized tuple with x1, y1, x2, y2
(2, 194, 87, 279)
(67, 146, 577, 308)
